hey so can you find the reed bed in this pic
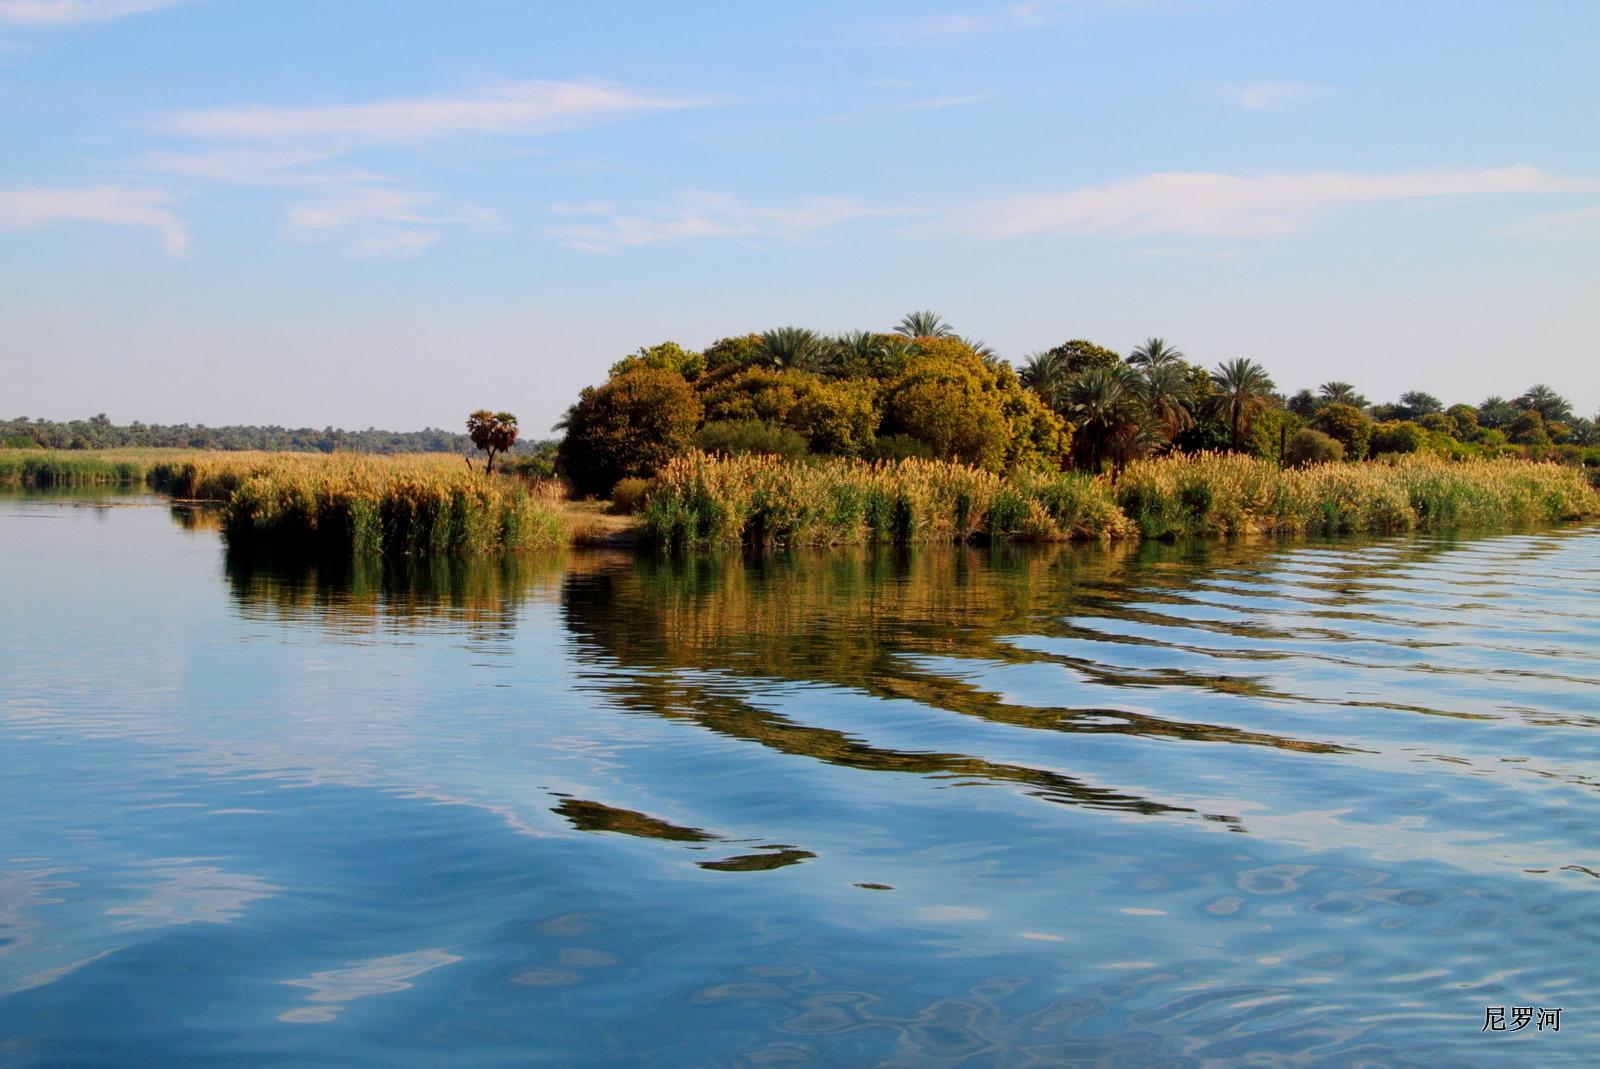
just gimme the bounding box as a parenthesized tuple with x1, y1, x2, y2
(1114, 452, 1599, 538)
(1, 448, 568, 555)
(641, 451, 1599, 548)
(639, 453, 1132, 548)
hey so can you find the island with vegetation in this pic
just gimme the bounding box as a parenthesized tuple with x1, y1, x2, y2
(5, 312, 1597, 554)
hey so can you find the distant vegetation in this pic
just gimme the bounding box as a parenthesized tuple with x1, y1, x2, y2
(554, 312, 1599, 497)
(0, 413, 558, 466)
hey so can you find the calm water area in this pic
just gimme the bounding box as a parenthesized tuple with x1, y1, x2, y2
(1, 490, 1596, 1066)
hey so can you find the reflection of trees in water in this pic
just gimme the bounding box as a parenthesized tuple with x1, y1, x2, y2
(223, 547, 593, 639)
(551, 797, 815, 870)
(557, 535, 1497, 823)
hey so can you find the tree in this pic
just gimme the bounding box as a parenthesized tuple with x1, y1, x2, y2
(881, 356, 1010, 469)
(1061, 364, 1156, 473)
(1206, 359, 1277, 452)
(556, 368, 703, 496)
(758, 326, 830, 371)
(1477, 396, 1518, 430)
(1142, 360, 1194, 441)
(1318, 382, 1367, 409)
(1287, 389, 1318, 418)
(1047, 339, 1121, 376)
(1370, 420, 1427, 455)
(894, 310, 954, 338)
(1395, 391, 1443, 419)
(1512, 384, 1573, 424)
(1017, 350, 1069, 408)
(1310, 402, 1374, 460)
(1128, 337, 1185, 368)
(466, 410, 518, 474)
(1507, 409, 1551, 447)
(609, 341, 705, 382)
(703, 333, 763, 373)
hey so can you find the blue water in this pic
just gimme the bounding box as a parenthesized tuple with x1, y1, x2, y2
(1, 492, 1596, 1066)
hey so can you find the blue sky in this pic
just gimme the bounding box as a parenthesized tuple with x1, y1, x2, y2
(2, 0, 1596, 433)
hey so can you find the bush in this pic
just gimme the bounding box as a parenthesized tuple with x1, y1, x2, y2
(1285, 428, 1344, 467)
(1370, 420, 1428, 456)
(1310, 403, 1373, 461)
(610, 477, 652, 514)
(694, 420, 811, 460)
(557, 368, 703, 496)
(870, 434, 933, 462)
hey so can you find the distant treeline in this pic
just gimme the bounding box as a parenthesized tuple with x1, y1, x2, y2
(1, 414, 555, 459)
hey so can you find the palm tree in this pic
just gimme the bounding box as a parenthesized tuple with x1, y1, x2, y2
(1396, 390, 1443, 418)
(895, 310, 954, 339)
(1142, 361, 1194, 441)
(1317, 381, 1366, 409)
(1513, 384, 1573, 424)
(1061, 364, 1156, 474)
(1208, 359, 1277, 452)
(1128, 337, 1185, 368)
(961, 337, 1003, 368)
(1018, 350, 1069, 407)
(758, 326, 828, 371)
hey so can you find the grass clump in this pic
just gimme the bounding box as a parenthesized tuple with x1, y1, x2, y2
(639, 452, 1131, 548)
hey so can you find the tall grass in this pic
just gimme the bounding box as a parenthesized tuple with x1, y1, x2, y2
(1115, 452, 1599, 538)
(1, 448, 568, 554)
(641, 451, 1599, 548)
(639, 453, 1132, 548)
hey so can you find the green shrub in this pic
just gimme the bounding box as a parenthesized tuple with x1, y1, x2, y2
(1310, 403, 1373, 461)
(1370, 420, 1428, 456)
(1285, 428, 1344, 467)
(694, 420, 810, 460)
(610, 476, 652, 514)
(557, 368, 703, 496)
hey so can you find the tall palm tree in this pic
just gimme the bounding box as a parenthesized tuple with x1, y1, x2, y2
(961, 337, 1002, 368)
(758, 326, 828, 371)
(1318, 381, 1365, 408)
(1208, 359, 1277, 452)
(1061, 364, 1156, 474)
(1513, 384, 1573, 424)
(1018, 350, 1069, 407)
(1142, 361, 1194, 441)
(1128, 337, 1185, 368)
(895, 310, 954, 339)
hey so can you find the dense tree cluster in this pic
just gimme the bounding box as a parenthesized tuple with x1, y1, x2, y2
(554, 314, 1597, 494)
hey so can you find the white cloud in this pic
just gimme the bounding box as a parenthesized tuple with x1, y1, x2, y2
(164, 80, 694, 142)
(144, 147, 386, 189)
(947, 166, 1597, 240)
(553, 192, 879, 252)
(882, 0, 1108, 40)
(1228, 81, 1322, 111)
(285, 187, 492, 258)
(0, 0, 177, 25)
(0, 184, 188, 252)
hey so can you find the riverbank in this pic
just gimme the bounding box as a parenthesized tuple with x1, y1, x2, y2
(4, 448, 1596, 553)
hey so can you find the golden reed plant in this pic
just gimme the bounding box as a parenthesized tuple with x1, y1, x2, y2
(1, 448, 567, 554)
(640, 451, 1599, 547)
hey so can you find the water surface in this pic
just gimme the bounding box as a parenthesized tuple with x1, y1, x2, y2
(1, 492, 1596, 1066)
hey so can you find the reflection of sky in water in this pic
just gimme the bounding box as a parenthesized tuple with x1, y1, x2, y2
(0, 496, 1597, 1065)
(279, 949, 462, 1023)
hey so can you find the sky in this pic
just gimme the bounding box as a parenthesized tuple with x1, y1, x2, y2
(1, 0, 1596, 434)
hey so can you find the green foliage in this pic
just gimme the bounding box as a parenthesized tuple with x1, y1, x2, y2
(1128, 337, 1184, 368)
(1060, 363, 1154, 473)
(869, 434, 933, 462)
(1417, 412, 1459, 438)
(881, 353, 1011, 470)
(1395, 391, 1443, 419)
(1513, 384, 1573, 424)
(1310, 403, 1373, 461)
(758, 326, 830, 370)
(466, 410, 518, 474)
(1206, 358, 1277, 452)
(1046, 339, 1122, 376)
(1370, 420, 1428, 456)
(1508, 409, 1551, 447)
(894, 310, 954, 338)
(1285, 428, 1344, 467)
(557, 368, 703, 496)
(610, 477, 652, 514)
(1318, 382, 1368, 409)
(1478, 396, 1518, 430)
(698, 367, 878, 456)
(609, 341, 706, 382)
(703, 333, 763, 372)
(695, 420, 811, 460)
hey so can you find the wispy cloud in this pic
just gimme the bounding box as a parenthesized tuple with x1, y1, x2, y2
(0, 0, 177, 25)
(143, 147, 386, 189)
(0, 184, 188, 252)
(945, 166, 1597, 240)
(163, 80, 695, 142)
(285, 187, 494, 259)
(553, 192, 880, 252)
(1227, 81, 1323, 111)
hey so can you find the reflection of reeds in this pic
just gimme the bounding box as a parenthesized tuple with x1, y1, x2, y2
(639, 451, 1599, 547)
